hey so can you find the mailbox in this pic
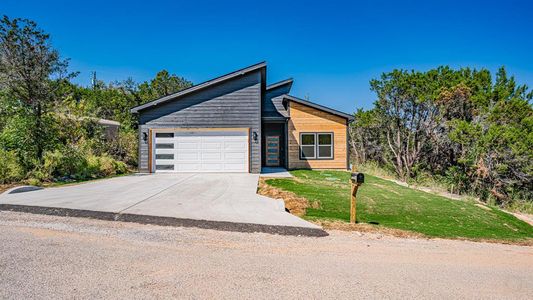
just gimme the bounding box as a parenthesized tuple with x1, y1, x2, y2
(351, 172, 364, 184)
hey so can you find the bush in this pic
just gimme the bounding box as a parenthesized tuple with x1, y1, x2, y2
(0, 149, 24, 184)
(105, 128, 138, 167)
(42, 146, 89, 180)
(39, 146, 128, 182)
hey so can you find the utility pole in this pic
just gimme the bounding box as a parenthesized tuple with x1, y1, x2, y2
(91, 71, 97, 89)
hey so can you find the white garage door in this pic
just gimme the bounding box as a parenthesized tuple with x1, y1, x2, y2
(153, 130, 249, 173)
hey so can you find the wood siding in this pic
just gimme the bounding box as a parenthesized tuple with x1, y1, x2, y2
(287, 102, 348, 169)
(137, 71, 262, 173)
(263, 84, 290, 118)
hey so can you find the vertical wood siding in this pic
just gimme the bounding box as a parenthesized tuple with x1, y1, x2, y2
(287, 102, 348, 169)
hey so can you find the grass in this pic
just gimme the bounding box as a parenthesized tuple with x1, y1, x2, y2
(265, 170, 533, 242)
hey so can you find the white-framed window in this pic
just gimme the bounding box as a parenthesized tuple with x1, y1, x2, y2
(299, 133, 334, 160)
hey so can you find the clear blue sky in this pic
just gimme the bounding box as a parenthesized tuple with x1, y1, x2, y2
(3, 0, 533, 113)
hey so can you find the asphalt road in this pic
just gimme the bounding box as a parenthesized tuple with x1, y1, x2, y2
(1, 211, 532, 299)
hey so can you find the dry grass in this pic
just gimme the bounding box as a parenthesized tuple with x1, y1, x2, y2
(257, 178, 309, 216)
(0, 184, 17, 194)
(315, 220, 426, 239)
(314, 219, 533, 246)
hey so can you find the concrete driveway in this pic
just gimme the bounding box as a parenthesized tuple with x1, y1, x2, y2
(0, 173, 321, 234)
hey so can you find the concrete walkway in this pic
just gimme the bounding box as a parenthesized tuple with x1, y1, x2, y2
(260, 167, 293, 178)
(0, 173, 321, 234)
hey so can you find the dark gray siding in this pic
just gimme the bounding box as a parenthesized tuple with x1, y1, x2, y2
(263, 84, 291, 118)
(137, 71, 262, 173)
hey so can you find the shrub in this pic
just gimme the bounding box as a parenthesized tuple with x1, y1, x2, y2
(105, 128, 138, 167)
(0, 149, 24, 184)
(42, 146, 89, 180)
(98, 155, 117, 176)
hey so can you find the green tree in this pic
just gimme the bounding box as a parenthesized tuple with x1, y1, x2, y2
(138, 70, 192, 101)
(0, 16, 76, 161)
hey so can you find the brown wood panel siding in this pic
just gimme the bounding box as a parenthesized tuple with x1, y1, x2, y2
(287, 102, 348, 169)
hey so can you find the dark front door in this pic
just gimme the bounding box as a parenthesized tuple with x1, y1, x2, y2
(265, 136, 280, 166)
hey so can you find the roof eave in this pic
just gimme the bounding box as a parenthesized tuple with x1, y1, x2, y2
(130, 61, 267, 113)
(266, 78, 293, 91)
(283, 95, 354, 121)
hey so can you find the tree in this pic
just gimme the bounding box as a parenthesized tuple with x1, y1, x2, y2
(360, 66, 532, 205)
(0, 15, 76, 161)
(138, 70, 192, 101)
(370, 70, 440, 180)
(349, 108, 382, 164)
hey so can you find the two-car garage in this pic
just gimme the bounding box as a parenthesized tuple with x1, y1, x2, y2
(151, 129, 250, 173)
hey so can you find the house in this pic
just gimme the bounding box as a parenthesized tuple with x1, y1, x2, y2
(130, 62, 354, 173)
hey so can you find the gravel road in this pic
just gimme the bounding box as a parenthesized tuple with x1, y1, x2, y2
(1, 211, 532, 299)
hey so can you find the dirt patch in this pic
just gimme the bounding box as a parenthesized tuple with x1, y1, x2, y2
(0, 184, 17, 194)
(314, 220, 533, 246)
(315, 220, 426, 239)
(504, 210, 533, 227)
(257, 178, 309, 216)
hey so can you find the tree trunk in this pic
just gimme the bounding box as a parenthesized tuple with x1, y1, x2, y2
(35, 102, 43, 161)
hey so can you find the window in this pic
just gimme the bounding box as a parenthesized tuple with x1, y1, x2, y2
(317, 133, 333, 159)
(155, 154, 174, 160)
(155, 143, 174, 149)
(300, 133, 316, 159)
(156, 132, 174, 138)
(156, 164, 174, 170)
(299, 133, 333, 160)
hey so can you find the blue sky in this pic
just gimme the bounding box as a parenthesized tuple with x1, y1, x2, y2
(2, 0, 533, 113)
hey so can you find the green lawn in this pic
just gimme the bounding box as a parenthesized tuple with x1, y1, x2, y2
(265, 170, 533, 242)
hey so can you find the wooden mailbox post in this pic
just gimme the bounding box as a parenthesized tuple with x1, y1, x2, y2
(350, 165, 364, 224)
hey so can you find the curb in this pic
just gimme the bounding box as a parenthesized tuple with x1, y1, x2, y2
(2, 185, 43, 195)
(0, 204, 329, 237)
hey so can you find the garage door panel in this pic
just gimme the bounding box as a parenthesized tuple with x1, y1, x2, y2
(225, 141, 247, 150)
(176, 162, 201, 172)
(201, 163, 223, 171)
(177, 142, 199, 150)
(155, 153, 174, 160)
(155, 164, 175, 172)
(201, 152, 223, 160)
(224, 164, 246, 171)
(225, 152, 246, 159)
(176, 151, 200, 161)
(154, 130, 249, 173)
(202, 142, 223, 150)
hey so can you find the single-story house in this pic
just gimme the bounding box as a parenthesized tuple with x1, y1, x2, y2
(130, 62, 354, 173)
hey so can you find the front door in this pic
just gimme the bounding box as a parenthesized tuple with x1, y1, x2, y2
(265, 136, 280, 166)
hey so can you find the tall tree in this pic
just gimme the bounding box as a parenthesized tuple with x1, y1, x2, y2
(0, 15, 75, 161)
(370, 70, 439, 180)
(138, 70, 192, 101)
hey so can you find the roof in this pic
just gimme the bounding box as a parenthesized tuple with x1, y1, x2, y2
(283, 95, 354, 121)
(131, 61, 267, 113)
(266, 78, 293, 90)
(97, 118, 121, 126)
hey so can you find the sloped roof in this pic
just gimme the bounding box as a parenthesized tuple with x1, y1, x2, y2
(131, 62, 266, 113)
(283, 94, 354, 121)
(266, 78, 293, 90)
(263, 78, 294, 120)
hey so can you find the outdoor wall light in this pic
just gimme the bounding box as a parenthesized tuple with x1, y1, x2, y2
(142, 132, 148, 143)
(252, 131, 258, 143)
